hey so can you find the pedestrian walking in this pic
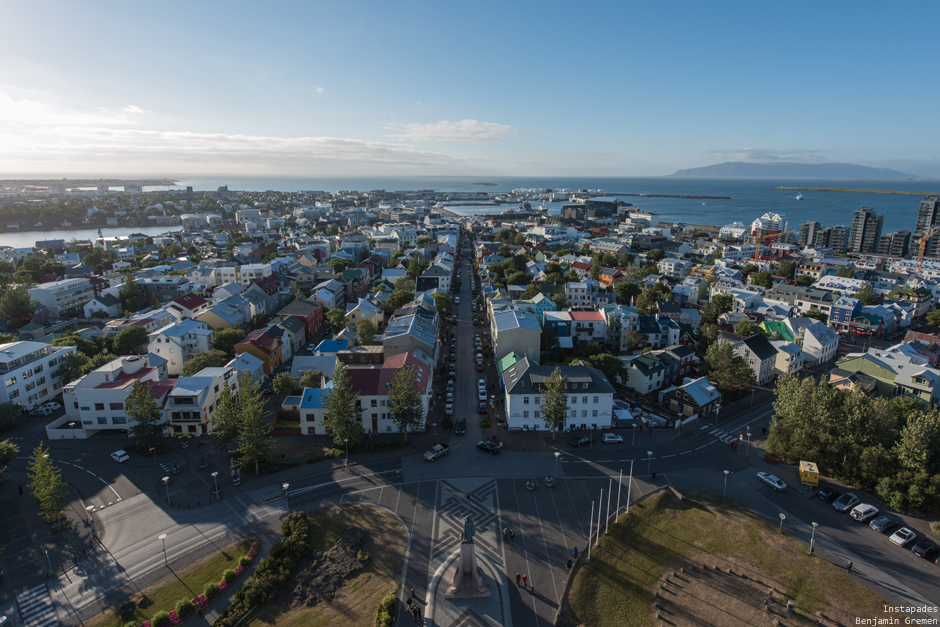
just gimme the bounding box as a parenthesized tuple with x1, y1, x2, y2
(503, 527, 508, 540)
(522, 574, 528, 588)
(573, 546, 578, 559)
(762, 426, 767, 435)
(510, 529, 515, 541)
(516, 572, 521, 585)
(566, 558, 572, 570)
(846, 560, 853, 572)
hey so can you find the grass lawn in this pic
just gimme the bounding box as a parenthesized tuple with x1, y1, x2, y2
(565, 489, 898, 627)
(87, 537, 257, 627)
(246, 504, 405, 627)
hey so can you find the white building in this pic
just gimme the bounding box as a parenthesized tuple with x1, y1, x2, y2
(501, 357, 615, 432)
(165, 365, 241, 437)
(750, 212, 788, 235)
(28, 278, 96, 317)
(148, 319, 214, 376)
(0, 342, 76, 409)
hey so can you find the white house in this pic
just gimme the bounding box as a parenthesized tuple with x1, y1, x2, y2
(83, 293, 122, 318)
(165, 365, 241, 437)
(148, 319, 214, 376)
(0, 341, 76, 409)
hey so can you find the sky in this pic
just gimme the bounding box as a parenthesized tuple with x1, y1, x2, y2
(1, 1, 939, 178)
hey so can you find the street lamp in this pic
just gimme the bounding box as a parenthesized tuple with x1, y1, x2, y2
(778, 513, 786, 533)
(282, 483, 290, 510)
(432, 423, 437, 445)
(723, 470, 730, 497)
(68, 421, 77, 446)
(344, 438, 349, 464)
(746, 426, 751, 457)
(149, 446, 156, 465)
(211, 471, 220, 500)
(554, 451, 561, 477)
(714, 400, 722, 426)
(161, 476, 170, 502)
(158, 533, 168, 567)
(646, 451, 653, 477)
(810, 522, 818, 554)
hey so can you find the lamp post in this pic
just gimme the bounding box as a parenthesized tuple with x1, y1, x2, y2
(149, 446, 156, 465)
(810, 522, 818, 554)
(554, 451, 561, 477)
(68, 421, 77, 446)
(85, 505, 96, 537)
(344, 438, 349, 464)
(158, 533, 168, 567)
(723, 470, 730, 497)
(746, 426, 751, 457)
(282, 482, 290, 510)
(778, 513, 786, 533)
(161, 476, 170, 502)
(714, 400, 721, 426)
(211, 471, 219, 500)
(646, 451, 653, 477)
(750, 388, 755, 409)
(432, 423, 437, 445)
(632, 422, 637, 446)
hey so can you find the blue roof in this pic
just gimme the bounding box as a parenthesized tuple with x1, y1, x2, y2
(315, 338, 349, 353)
(300, 387, 325, 409)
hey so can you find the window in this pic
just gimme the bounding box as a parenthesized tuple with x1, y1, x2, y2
(371, 399, 377, 407)
(583, 383, 589, 390)
(380, 400, 386, 406)
(570, 410, 576, 418)
(523, 411, 529, 418)
(95, 403, 105, 411)
(534, 397, 540, 405)
(582, 396, 588, 404)
(113, 417, 127, 424)
(73, 402, 78, 409)
(372, 413, 377, 419)
(215, 385, 220, 393)
(110, 403, 123, 411)
(523, 396, 529, 404)
(9, 389, 18, 399)
(593, 396, 599, 404)
(582, 410, 587, 418)
(5, 377, 15, 387)
(571, 396, 577, 404)
(592, 410, 598, 417)
(97, 417, 107, 424)
(534, 411, 540, 418)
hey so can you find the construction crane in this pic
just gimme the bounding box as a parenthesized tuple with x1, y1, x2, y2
(753, 229, 799, 264)
(916, 227, 940, 272)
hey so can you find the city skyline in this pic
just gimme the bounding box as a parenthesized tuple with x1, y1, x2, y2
(2, 1, 939, 177)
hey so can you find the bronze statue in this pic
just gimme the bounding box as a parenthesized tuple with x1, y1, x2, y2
(461, 515, 475, 544)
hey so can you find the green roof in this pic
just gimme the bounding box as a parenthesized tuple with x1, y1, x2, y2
(760, 320, 794, 342)
(498, 352, 526, 373)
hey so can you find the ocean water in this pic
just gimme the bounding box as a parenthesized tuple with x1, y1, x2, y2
(163, 175, 938, 234)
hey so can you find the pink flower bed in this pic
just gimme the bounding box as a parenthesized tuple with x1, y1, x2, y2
(138, 542, 261, 627)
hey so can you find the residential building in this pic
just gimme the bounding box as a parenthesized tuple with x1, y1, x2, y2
(848, 207, 883, 254)
(878, 230, 911, 257)
(83, 293, 122, 318)
(165, 365, 241, 437)
(492, 310, 541, 363)
(721, 332, 777, 385)
(148, 319, 214, 376)
(659, 377, 721, 417)
(0, 341, 76, 409)
(382, 313, 437, 360)
(770, 340, 804, 377)
(601, 304, 640, 352)
(912, 196, 940, 262)
(785, 317, 840, 366)
(624, 353, 667, 394)
(501, 357, 615, 431)
(234, 330, 283, 375)
(28, 278, 95, 317)
(274, 300, 324, 340)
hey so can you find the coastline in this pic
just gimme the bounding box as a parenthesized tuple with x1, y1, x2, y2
(775, 186, 940, 195)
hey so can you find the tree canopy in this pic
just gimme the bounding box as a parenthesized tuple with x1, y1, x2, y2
(182, 350, 230, 376)
(125, 380, 164, 451)
(387, 364, 425, 438)
(113, 325, 149, 355)
(322, 362, 364, 446)
(702, 341, 755, 395)
(0, 285, 38, 329)
(541, 367, 569, 439)
(356, 319, 376, 345)
(211, 327, 247, 354)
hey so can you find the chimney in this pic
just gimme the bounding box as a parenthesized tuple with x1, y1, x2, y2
(123, 356, 143, 375)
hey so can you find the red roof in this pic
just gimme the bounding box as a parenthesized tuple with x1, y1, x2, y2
(347, 366, 382, 395)
(170, 293, 209, 310)
(571, 262, 592, 271)
(569, 311, 604, 321)
(380, 353, 430, 393)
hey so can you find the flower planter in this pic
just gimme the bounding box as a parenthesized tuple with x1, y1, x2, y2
(544, 477, 555, 487)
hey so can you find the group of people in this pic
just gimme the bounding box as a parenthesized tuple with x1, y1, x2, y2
(405, 597, 423, 623)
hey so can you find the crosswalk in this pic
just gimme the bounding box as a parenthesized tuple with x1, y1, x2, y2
(16, 583, 59, 627)
(708, 428, 740, 444)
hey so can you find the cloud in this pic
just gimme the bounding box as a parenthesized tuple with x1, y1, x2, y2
(705, 148, 830, 163)
(391, 119, 517, 143)
(316, 87, 324, 93)
(122, 105, 146, 114)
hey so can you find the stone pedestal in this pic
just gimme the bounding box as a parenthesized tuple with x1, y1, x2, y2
(444, 544, 491, 598)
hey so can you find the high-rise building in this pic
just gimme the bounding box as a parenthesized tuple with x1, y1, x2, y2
(848, 207, 883, 254)
(912, 196, 940, 260)
(818, 225, 849, 253)
(799, 221, 821, 247)
(877, 230, 911, 257)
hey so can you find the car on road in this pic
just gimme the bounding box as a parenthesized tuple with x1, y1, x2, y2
(868, 515, 899, 532)
(450, 344, 456, 353)
(306, 344, 316, 352)
(478, 390, 488, 401)
(757, 472, 787, 491)
(569, 435, 594, 448)
(832, 493, 859, 512)
(40, 402, 61, 412)
(889, 527, 916, 547)
(476, 360, 484, 372)
(476, 440, 500, 454)
(454, 296, 460, 304)
(454, 418, 466, 436)
(478, 402, 487, 414)
(111, 450, 130, 463)
(850, 503, 879, 522)
(911, 540, 940, 559)
(449, 365, 456, 374)
(602, 433, 623, 444)
(449, 353, 456, 361)
(30, 406, 53, 417)
(446, 381, 454, 393)
(817, 487, 841, 503)
(478, 379, 486, 391)
(445, 403, 454, 415)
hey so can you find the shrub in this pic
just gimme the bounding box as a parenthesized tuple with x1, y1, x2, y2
(175, 599, 194, 617)
(376, 595, 397, 627)
(239, 556, 252, 567)
(151, 611, 171, 627)
(204, 582, 221, 599)
(222, 569, 237, 584)
(931, 521, 940, 536)
(357, 550, 369, 562)
(481, 416, 492, 428)
(441, 416, 453, 430)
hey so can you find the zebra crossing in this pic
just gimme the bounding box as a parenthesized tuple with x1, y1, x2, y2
(16, 583, 59, 627)
(708, 428, 740, 444)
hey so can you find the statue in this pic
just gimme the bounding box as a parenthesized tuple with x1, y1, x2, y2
(461, 516, 475, 544)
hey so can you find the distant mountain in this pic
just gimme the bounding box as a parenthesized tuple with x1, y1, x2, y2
(668, 162, 922, 180)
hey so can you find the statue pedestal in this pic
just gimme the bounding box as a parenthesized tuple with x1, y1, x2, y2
(444, 544, 491, 599)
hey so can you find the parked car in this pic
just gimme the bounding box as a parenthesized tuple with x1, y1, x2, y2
(889, 527, 916, 547)
(445, 403, 454, 415)
(478, 379, 486, 391)
(569, 436, 594, 448)
(868, 515, 899, 532)
(29, 407, 53, 417)
(757, 472, 787, 492)
(476, 440, 501, 454)
(832, 493, 859, 512)
(40, 402, 61, 412)
(476, 360, 484, 372)
(111, 450, 130, 463)
(478, 402, 487, 414)
(602, 433, 623, 444)
(454, 418, 466, 436)
(911, 540, 940, 559)
(454, 297, 460, 304)
(448, 365, 456, 374)
(850, 503, 879, 522)
(478, 390, 488, 401)
(817, 487, 841, 503)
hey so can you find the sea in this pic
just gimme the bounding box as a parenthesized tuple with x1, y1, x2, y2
(4, 176, 938, 248)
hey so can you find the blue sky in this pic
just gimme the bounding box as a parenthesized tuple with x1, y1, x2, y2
(2, 1, 938, 177)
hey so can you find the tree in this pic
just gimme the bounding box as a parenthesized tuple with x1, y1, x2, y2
(387, 365, 425, 438)
(513, 234, 527, 245)
(700, 293, 734, 325)
(356, 319, 376, 345)
(551, 294, 568, 310)
(113, 326, 149, 355)
(0, 285, 37, 329)
(702, 342, 755, 395)
(804, 309, 829, 323)
(777, 260, 796, 279)
(856, 283, 884, 306)
(750, 272, 773, 289)
(506, 270, 529, 285)
(326, 258, 352, 274)
(271, 372, 299, 396)
(326, 307, 348, 330)
(740, 264, 759, 278)
(236, 374, 274, 475)
(125, 380, 164, 451)
(407, 257, 429, 278)
(796, 275, 815, 287)
(299, 369, 324, 389)
(322, 362, 364, 446)
(635, 284, 671, 315)
(0, 438, 19, 466)
(734, 319, 767, 338)
(432, 292, 452, 312)
(210, 382, 240, 452)
(614, 281, 641, 305)
(617, 253, 634, 267)
(541, 367, 569, 440)
(626, 329, 648, 351)
(498, 244, 512, 258)
(926, 309, 940, 327)
(581, 354, 627, 385)
(52, 332, 98, 357)
(646, 249, 666, 263)
(119, 275, 146, 312)
(393, 278, 415, 292)
(386, 290, 414, 312)
(211, 327, 247, 354)
(897, 410, 940, 475)
(27, 442, 66, 523)
(182, 350, 230, 376)
(835, 266, 856, 278)
(55, 352, 89, 386)
(522, 284, 541, 300)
